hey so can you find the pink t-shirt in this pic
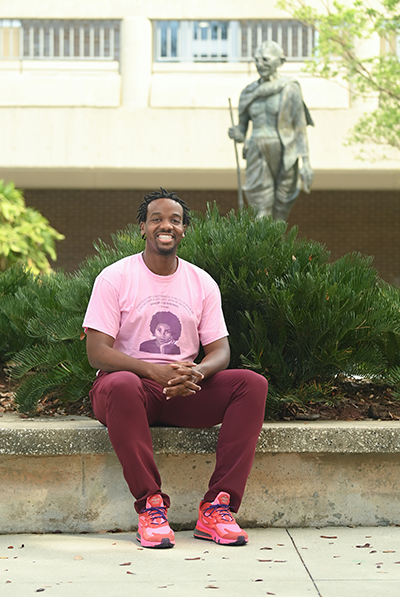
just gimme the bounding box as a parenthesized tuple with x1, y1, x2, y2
(82, 253, 228, 365)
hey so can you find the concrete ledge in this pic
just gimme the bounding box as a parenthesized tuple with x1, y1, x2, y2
(1, 414, 400, 533)
(1, 414, 400, 455)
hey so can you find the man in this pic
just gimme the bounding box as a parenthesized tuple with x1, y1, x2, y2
(83, 188, 268, 549)
(229, 41, 314, 220)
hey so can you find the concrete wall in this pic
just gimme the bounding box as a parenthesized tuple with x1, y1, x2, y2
(1, 417, 400, 533)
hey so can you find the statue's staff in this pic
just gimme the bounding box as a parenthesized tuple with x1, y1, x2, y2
(228, 98, 244, 210)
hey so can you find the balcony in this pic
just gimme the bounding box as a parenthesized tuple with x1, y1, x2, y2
(0, 19, 121, 107)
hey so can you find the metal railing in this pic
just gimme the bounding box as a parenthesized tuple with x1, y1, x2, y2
(154, 19, 315, 62)
(0, 19, 121, 61)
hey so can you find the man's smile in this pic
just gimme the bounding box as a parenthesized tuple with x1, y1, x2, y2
(157, 233, 174, 242)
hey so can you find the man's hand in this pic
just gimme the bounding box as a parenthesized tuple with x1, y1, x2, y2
(163, 361, 204, 399)
(228, 126, 245, 143)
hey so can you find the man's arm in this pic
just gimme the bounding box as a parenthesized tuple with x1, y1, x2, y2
(86, 328, 187, 389)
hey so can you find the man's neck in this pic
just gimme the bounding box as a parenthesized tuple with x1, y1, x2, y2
(142, 250, 178, 276)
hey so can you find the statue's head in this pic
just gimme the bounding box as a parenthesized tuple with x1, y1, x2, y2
(254, 41, 285, 80)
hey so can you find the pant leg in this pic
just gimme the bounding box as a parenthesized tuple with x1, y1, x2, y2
(158, 369, 268, 512)
(273, 160, 300, 221)
(243, 140, 275, 218)
(89, 370, 168, 513)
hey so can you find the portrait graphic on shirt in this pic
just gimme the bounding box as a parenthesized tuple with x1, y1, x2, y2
(139, 311, 182, 355)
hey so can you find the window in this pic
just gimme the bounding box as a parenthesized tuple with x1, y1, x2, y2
(154, 20, 315, 62)
(0, 19, 121, 62)
(0, 19, 21, 58)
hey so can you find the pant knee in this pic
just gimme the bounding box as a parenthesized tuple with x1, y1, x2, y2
(101, 371, 144, 410)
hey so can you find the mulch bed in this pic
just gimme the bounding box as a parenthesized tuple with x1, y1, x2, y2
(1, 367, 400, 421)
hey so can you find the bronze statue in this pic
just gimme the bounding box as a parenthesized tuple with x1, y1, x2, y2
(228, 41, 314, 220)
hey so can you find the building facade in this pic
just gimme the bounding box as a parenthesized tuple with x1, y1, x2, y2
(0, 0, 399, 283)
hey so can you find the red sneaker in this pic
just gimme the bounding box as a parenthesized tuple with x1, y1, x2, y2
(136, 494, 175, 548)
(193, 492, 248, 546)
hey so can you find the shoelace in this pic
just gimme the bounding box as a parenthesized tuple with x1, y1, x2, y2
(203, 504, 235, 523)
(142, 506, 168, 525)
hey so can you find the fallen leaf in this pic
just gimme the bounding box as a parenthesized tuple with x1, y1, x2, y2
(370, 550, 377, 554)
(19, 545, 24, 549)
(126, 571, 135, 575)
(260, 547, 273, 550)
(185, 557, 201, 560)
(383, 550, 395, 553)
(274, 560, 287, 563)
(6, 581, 11, 584)
(7, 546, 13, 549)
(254, 579, 263, 582)
(119, 562, 132, 566)
(266, 593, 276, 596)
(73, 555, 84, 560)
(321, 536, 337, 539)
(205, 585, 219, 589)
(394, 561, 400, 564)
(258, 559, 272, 562)
(36, 590, 45, 593)
(277, 543, 285, 546)
(356, 543, 371, 548)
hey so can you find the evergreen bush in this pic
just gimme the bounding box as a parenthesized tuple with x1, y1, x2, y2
(4, 204, 400, 416)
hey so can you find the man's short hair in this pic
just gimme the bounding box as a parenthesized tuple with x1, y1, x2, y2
(137, 187, 191, 226)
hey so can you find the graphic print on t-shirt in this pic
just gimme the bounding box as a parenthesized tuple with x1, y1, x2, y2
(139, 310, 182, 355)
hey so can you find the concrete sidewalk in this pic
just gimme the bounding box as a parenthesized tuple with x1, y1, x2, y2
(1, 527, 400, 596)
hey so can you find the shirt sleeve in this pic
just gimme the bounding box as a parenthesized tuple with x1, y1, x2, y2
(198, 283, 228, 347)
(82, 275, 121, 339)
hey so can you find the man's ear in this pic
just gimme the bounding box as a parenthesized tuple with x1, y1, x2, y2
(140, 222, 146, 240)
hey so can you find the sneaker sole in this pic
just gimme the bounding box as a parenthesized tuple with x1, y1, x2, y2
(193, 527, 247, 546)
(136, 532, 175, 549)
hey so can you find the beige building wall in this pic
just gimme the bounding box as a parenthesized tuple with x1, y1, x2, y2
(1, 0, 399, 191)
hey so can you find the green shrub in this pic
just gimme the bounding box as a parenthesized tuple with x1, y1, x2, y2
(5, 204, 400, 415)
(0, 180, 64, 274)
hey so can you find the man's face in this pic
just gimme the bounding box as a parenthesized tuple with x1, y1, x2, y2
(141, 198, 185, 256)
(254, 48, 282, 80)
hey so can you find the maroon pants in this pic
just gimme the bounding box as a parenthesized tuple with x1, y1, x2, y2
(90, 369, 268, 513)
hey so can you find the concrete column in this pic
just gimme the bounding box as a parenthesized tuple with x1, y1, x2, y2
(120, 16, 152, 107)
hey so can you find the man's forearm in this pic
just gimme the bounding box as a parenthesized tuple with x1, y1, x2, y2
(195, 338, 231, 380)
(88, 343, 154, 379)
